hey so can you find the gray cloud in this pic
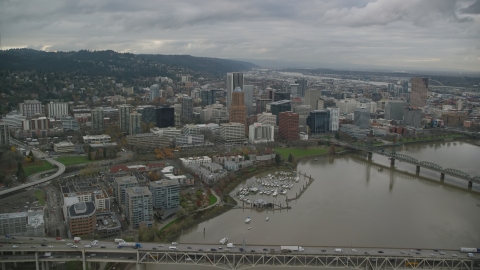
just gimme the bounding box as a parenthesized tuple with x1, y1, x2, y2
(1, 0, 479, 71)
(461, 0, 480, 14)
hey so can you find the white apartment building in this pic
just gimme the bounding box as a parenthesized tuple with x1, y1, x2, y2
(327, 107, 340, 132)
(19, 99, 43, 118)
(83, 134, 112, 144)
(125, 187, 153, 229)
(257, 112, 277, 126)
(248, 122, 274, 144)
(179, 156, 212, 166)
(47, 102, 69, 118)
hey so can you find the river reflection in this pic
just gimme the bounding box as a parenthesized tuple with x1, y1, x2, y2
(176, 141, 480, 250)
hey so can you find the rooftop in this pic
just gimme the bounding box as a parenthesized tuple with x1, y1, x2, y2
(68, 201, 96, 218)
(125, 186, 151, 197)
(114, 175, 138, 185)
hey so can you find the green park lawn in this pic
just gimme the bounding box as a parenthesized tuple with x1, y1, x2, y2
(275, 147, 329, 160)
(55, 156, 92, 166)
(24, 160, 55, 176)
(34, 190, 45, 206)
(208, 194, 217, 205)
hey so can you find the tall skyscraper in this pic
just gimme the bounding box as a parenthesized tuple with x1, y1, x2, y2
(295, 78, 307, 97)
(229, 87, 247, 130)
(155, 107, 175, 128)
(326, 107, 339, 132)
(200, 90, 213, 107)
(410, 77, 428, 107)
(288, 83, 300, 98)
(243, 85, 254, 116)
(91, 107, 104, 134)
(226, 72, 244, 109)
(279, 111, 299, 141)
(0, 123, 9, 146)
(118, 104, 133, 133)
(304, 90, 322, 110)
(129, 112, 142, 135)
(182, 97, 193, 119)
(137, 106, 156, 125)
(306, 110, 330, 134)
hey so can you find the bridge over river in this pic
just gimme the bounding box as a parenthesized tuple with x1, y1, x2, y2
(0, 237, 477, 270)
(344, 143, 480, 189)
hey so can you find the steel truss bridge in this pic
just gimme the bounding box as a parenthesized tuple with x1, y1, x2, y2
(347, 144, 480, 188)
(0, 248, 476, 270)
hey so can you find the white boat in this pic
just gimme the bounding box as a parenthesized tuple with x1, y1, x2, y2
(248, 227, 251, 230)
(220, 237, 228, 245)
(281, 190, 287, 195)
(245, 217, 252, 223)
(266, 217, 269, 221)
(272, 190, 278, 196)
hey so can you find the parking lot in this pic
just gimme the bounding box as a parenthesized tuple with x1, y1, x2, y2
(0, 189, 41, 214)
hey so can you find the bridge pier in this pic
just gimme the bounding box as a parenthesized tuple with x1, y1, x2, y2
(41, 261, 45, 270)
(1, 263, 4, 270)
(416, 165, 420, 174)
(468, 181, 473, 189)
(440, 173, 445, 181)
(390, 158, 395, 166)
(82, 250, 86, 270)
(35, 252, 40, 270)
(367, 152, 372, 160)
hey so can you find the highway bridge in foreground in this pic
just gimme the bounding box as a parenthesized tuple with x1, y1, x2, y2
(0, 237, 477, 270)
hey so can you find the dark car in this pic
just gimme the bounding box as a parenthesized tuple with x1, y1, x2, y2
(152, 247, 157, 250)
(378, 251, 384, 253)
(321, 250, 326, 252)
(211, 248, 217, 251)
(198, 249, 204, 251)
(263, 248, 268, 251)
(100, 246, 106, 249)
(433, 249, 439, 252)
(187, 247, 192, 249)
(416, 252, 421, 255)
(364, 252, 370, 255)
(239, 248, 244, 252)
(41, 244, 47, 246)
(251, 250, 255, 253)
(29, 238, 34, 240)
(417, 249, 422, 251)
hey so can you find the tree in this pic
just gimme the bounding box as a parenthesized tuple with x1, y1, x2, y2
(275, 153, 281, 165)
(335, 132, 340, 140)
(16, 162, 26, 182)
(244, 154, 250, 161)
(176, 208, 187, 219)
(288, 153, 294, 163)
(1, 151, 17, 169)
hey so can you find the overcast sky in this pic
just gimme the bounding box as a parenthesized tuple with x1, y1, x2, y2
(1, 0, 479, 72)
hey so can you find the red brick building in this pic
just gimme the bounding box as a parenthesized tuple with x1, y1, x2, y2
(279, 111, 299, 141)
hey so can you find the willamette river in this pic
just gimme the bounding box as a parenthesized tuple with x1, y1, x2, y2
(148, 140, 480, 270)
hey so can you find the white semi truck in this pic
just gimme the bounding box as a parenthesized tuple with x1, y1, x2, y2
(280, 246, 305, 253)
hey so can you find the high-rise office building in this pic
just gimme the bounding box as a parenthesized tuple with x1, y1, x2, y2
(257, 112, 277, 127)
(317, 98, 325, 110)
(229, 87, 247, 129)
(137, 106, 156, 125)
(91, 107, 104, 134)
(155, 107, 175, 128)
(326, 107, 339, 132)
(402, 81, 409, 93)
(118, 104, 133, 133)
(182, 97, 193, 119)
(288, 83, 300, 98)
(270, 100, 291, 125)
(200, 90, 213, 107)
(295, 79, 307, 97)
(129, 112, 142, 135)
(410, 77, 428, 107)
(354, 108, 371, 129)
(243, 85, 254, 116)
(304, 90, 322, 110)
(226, 72, 244, 109)
(256, 98, 272, 114)
(0, 123, 9, 146)
(307, 110, 330, 134)
(125, 187, 153, 228)
(220, 122, 245, 144)
(385, 101, 405, 121)
(47, 102, 69, 118)
(279, 111, 299, 141)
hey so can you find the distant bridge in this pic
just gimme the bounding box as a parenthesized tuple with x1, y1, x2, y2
(346, 144, 479, 188)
